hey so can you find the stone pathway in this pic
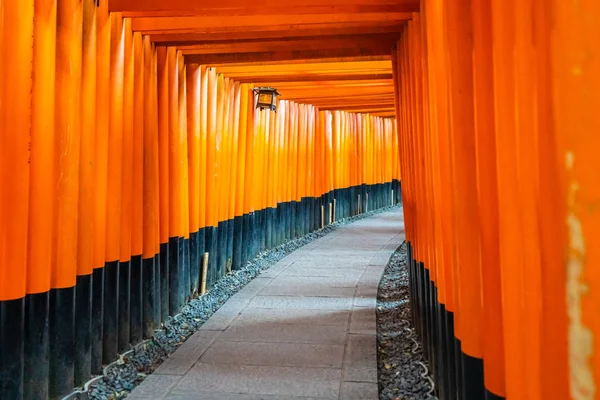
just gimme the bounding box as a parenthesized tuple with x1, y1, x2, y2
(128, 209, 405, 400)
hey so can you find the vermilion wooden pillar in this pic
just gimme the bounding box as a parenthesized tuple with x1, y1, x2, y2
(471, 0, 505, 398)
(92, 0, 110, 375)
(51, 0, 83, 396)
(550, 0, 600, 398)
(103, 11, 124, 366)
(25, 0, 56, 397)
(444, 0, 485, 397)
(74, 0, 97, 386)
(0, 1, 34, 398)
(490, 2, 531, 399)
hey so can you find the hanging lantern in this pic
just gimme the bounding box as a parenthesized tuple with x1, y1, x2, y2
(253, 87, 281, 112)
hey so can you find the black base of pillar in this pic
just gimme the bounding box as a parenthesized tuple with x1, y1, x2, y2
(462, 352, 485, 399)
(182, 237, 190, 304)
(455, 338, 464, 399)
(168, 237, 181, 316)
(142, 256, 156, 338)
(49, 287, 75, 399)
(159, 243, 169, 322)
(205, 226, 217, 289)
(226, 219, 234, 273)
(75, 274, 92, 386)
(485, 389, 506, 400)
(91, 268, 104, 374)
(118, 260, 131, 353)
(130, 255, 143, 346)
(24, 292, 49, 399)
(196, 228, 206, 290)
(248, 212, 258, 259)
(232, 216, 243, 271)
(189, 231, 200, 296)
(241, 214, 250, 267)
(102, 260, 119, 364)
(217, 221, 227, 279)
(445, 310, 458, 400)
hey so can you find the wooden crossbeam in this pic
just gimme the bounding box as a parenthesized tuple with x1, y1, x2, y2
(119, 4, 417, 17)
(176, 34, 397, 55)
(110, 0, 419, 13)
(185, 47, 392, 64)
(149, 24, 403, 44)
(212, 60, 392, 73)
(131, 13, 412, 33)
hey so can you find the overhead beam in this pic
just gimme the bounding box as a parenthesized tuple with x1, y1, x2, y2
(110, 0, 419, 13)
(131, 13, 412, 32)
(320, 106, 396, 113)
(281, 87, 394, 95)
(235, 76, 393, 84)
(184, 47, 392, 64)
(177, 34, 397, 55)
(213, 60, 391, 73)
(243, 81, 393, 88)
(202, 55, 390, 67)
(150, 24, 404, 44)
(120, 4, 418, 17)
(317, 102, 396, 109)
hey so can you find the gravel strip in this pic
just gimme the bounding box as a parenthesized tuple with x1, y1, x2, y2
(78, 205, 402, 400)
(377, 242, 437, 400)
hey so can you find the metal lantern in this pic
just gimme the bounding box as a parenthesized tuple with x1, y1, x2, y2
(253, 87, 281, 112)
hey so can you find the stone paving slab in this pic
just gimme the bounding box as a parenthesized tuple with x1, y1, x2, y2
(198, 297, 251, 331)
(220, 321, 348, 344)
(265, 275, 360, 288)
(200, 340, 346, 368)
(349, 307, 377, 335)
(258, 282, 357, 298)
(339, 382, 379, 400)
(154, 330, 221, 375)
(129, 209, 404, 400)
(234, 277, 274, 299)
(165, 392, 331, 400)
(174, 363, 342, 398)
(234, 308, 352, 326)
(342, 334, 378, 383)
(278, 267, 366, 278)
(127, 375, 182, 400)
(249, 295, 355, 310)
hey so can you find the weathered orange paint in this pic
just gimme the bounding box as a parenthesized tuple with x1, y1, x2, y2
(490, 1, 526, 396)
(157, 46, 170, 244)
(132, 31, 145, 257)
(178, 52, 190, 239)
(142, 36, 158, 260)
(105, 12, 124, 263)
(0, 0, 34, 300)
(167, 47, 181, 238)
(120, 18, 134, 263)
(551, 1, 600, 398)
(53, 0, 83, 287)
(471, 0, 505, 395)
(94, 0, 110, 269)
(77, 0, 97, 277)
(28, 0, 56, 293)
(187, 64, 201, 234)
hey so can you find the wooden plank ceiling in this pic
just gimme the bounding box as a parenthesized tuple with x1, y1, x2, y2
(109, 0, 418, 118)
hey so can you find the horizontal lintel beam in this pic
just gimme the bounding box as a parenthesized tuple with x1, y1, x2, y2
(184, 48, 392, 64)
(131, 13, 412, 32)
(110, 0, 418, 13)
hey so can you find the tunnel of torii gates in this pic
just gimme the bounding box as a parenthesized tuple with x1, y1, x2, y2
(0, 0, 598, 399)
